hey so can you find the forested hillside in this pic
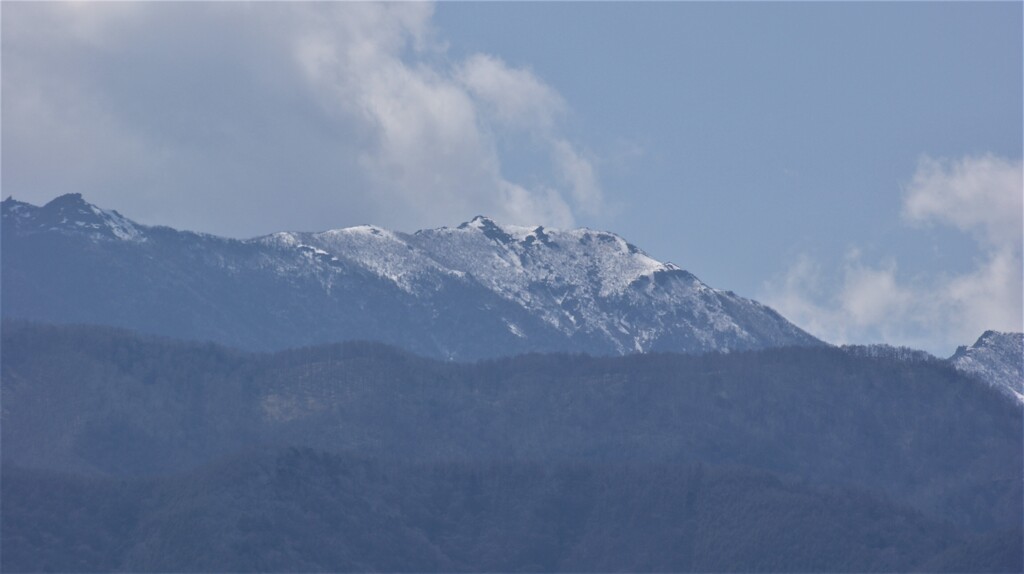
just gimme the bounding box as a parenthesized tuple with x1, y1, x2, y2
(5, 450, 1020, 572)
(2, 322, 1021, 571)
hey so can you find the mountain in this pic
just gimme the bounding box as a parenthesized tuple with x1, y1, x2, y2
(3, 323, 1021, 571)
(1, 194, 820, 359)
(9, 451, 1017, 573)
(950, 331, 1023, 403)
(3, 322, 1020, 537)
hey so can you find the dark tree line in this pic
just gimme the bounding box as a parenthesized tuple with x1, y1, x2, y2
(2, 321, 1021, 571)
(4, 450, 1021, 572)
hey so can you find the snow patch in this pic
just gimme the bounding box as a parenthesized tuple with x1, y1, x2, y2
(950, 331, 1024, 404)
(88, 205, 146, 241)
(505, 320, 526, 338)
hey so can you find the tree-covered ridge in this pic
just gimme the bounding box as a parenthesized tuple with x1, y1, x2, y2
(1, 322, 1021, 571)
(4, 450, 1020, 573)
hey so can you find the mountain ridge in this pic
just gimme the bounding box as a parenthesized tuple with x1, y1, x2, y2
(2, 194, 821, 359)
(3, 321, 1020, 537)
(950, 331, 1023, 403)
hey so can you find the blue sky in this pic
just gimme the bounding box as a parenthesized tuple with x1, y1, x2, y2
(3, 2, 1021, 355)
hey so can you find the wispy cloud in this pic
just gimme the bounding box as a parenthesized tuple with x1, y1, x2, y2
(903, 154, 1022, 247)
(762, 154, 1023, 355)
(2, 3, 601, 235)
(456, 54, 604, 217)
(457, 54, 565, 133)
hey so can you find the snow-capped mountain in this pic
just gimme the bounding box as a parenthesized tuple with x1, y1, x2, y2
(2, 194, 821, 359)
(2, 192, 145, 241)
(949, 331, 1023, 403)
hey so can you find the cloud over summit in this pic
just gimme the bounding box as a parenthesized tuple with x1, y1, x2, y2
(2, 2, 601, 236)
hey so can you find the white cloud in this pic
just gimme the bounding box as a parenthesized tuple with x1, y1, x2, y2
(455, 53, 604, 218)
(457, 54, 565, 133)
(942, 246, 1022, 341)
(837, 256, 915, 330)
(551, 140, 603, 216)
(763, 154, 1023, 355)
(2, 2, 601, 235)
(903, 154, 1023, 247)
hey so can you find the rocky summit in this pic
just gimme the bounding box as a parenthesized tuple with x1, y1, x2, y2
(2, 194, 820, 359)
(950, 331, 1024, 403)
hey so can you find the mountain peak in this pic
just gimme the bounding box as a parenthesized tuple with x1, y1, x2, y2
(955, 330, 1022, 356)
(949, 331, 1023, 403)
(975, 330, 1015, 346)
(4, 194, 822, 358)
(44, 192, 89, 207)
(457, 215, 516, 244)
(42, 193, 97, 218)
(2, 195, 34, 211)
(5, 194, 146, 242)
(326, 224, 392, 237)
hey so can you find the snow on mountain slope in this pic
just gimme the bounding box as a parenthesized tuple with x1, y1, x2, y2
(2, 194, 145, 242)
(416, 216, 666, 299)
(410, 216, 817, 352)
(409, 217, 672, 345)
(259, 214, 820, 353)
(261, 225, 466, 295)
(950, 331, 1023, 403)
(2, 194, 821, 358)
